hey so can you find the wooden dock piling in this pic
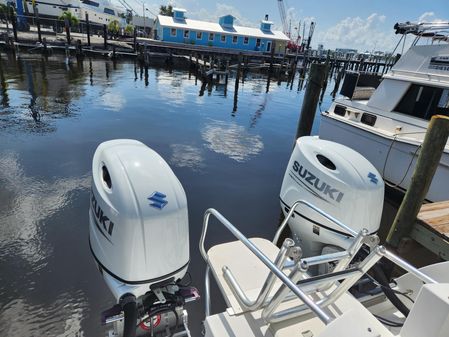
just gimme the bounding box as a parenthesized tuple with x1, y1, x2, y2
(387, 115, 449, 248)
(85, 13, 91, 47)
(295, 62, 327, 139)
(33, 5, 42, 43)
(103, 24, 107, 50)
(9, 7, 17, 42)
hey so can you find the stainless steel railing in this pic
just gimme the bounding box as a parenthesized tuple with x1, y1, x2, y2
(200, 200, 437, 325)
(199, 208, 332, 324)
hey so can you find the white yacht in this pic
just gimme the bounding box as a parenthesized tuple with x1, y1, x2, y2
(20, 0, 125, 26)
(319, 22, 449, 202)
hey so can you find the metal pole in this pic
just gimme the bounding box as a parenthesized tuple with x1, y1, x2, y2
(143, 3, 146, 37)
(387, 115, 449, 247)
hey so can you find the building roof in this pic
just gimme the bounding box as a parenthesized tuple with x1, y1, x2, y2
(157, 15, 290, 41)
(172, 8, 187, 12)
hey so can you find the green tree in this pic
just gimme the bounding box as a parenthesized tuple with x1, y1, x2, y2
(159, 5, 173, 16)
(125, 24, 134, 35)
(59, 11, 79, 26)
(108, 20, 120, 34)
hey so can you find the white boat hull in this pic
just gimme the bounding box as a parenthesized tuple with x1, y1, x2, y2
(319, 113, 449, 202)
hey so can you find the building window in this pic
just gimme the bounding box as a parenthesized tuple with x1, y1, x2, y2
(104, 7, 115, 15)
(243, 36, 249, 44)
(256, 38, 261, 47)
(171, 28, 177, 37)
(221, 35, 226, 43)
(232, 35, 238, 44)
(209, 33, 214, 41)
(184, 30, 189, 38)
(197, 31, 202, 40)
(82, 0, 99, 7)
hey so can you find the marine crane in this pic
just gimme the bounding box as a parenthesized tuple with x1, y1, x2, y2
(277, 0, 289, 36)
(278, 0, 302, 51)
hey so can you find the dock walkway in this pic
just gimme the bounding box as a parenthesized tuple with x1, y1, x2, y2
(411, 200, 449, 260)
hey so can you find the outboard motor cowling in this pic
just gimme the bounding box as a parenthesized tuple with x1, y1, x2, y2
(89, 140, 198, 337)
(89, 139, 189, 300)
(280, 137, 384, 257)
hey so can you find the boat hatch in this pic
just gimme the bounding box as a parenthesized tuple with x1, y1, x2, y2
(333, 104, 347, 116)
(361, 113, 377, 126)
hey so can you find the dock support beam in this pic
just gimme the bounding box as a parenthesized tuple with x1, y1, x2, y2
(295, 62, 327, 139)
(387, 115, 449, 247)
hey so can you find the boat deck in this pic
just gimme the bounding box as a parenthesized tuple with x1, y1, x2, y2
(411, 200, 449, 260)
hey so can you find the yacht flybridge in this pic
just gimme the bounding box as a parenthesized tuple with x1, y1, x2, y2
(319, 21, 449, 202)
(88, 138, 449, 337)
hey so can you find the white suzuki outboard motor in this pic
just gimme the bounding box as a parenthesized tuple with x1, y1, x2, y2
(280, 136, 384, 259)
(89, 139, 199, 337)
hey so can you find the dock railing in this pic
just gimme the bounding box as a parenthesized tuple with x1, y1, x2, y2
(199, 199, 437, 325)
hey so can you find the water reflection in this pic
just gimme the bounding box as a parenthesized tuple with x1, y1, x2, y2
(170, 144, 205, 171)
(201, 119, 264, 162)
(0, 290, 89, 337)
(0, 151, 90, 265)
(0, 52, 338, 337)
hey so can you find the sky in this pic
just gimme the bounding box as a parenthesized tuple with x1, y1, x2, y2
(115, 0, 449, 52)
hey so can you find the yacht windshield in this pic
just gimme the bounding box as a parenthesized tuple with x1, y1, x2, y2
(395, 84, 449, 120)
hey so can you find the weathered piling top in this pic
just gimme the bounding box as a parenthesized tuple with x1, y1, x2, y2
(411, 200, 449, 260)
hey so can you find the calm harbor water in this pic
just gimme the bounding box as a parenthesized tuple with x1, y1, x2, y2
(0, 53, 352, 336)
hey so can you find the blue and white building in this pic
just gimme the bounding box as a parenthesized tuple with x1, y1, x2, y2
(154, 8, 290, 53)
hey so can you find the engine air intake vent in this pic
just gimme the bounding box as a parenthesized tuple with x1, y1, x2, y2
(316, 154, 336, 170)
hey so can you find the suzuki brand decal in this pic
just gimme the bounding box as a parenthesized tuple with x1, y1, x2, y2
(148, 191, 168, 210)
(368, 172, 378, 184)
(91, 193, 114, 243)
(291, 161, 344, 203)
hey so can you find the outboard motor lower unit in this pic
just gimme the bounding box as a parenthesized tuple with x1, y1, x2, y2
(89, 139, 199, 337)
(280, 136, 384, 258)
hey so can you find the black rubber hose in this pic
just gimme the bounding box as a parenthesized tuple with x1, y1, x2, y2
(121, 295, 137, 337)
(372, 264, 410, 317)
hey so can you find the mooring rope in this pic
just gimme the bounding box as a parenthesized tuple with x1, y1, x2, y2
(382, 132, 425, 189)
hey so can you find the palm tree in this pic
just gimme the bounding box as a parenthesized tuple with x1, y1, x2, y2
(59, 11, 79, 27)
(159, 5, 173, 16)
(125, 24, 134, 36)
(0, 4, 8, 22)
(108, 20, 120, 34)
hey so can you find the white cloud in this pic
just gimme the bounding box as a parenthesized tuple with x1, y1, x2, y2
(186, 3, 258, 28)
(418, 11, 445, 23)
(314, 13, 396, 52)
(419, 12, 434, 22)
